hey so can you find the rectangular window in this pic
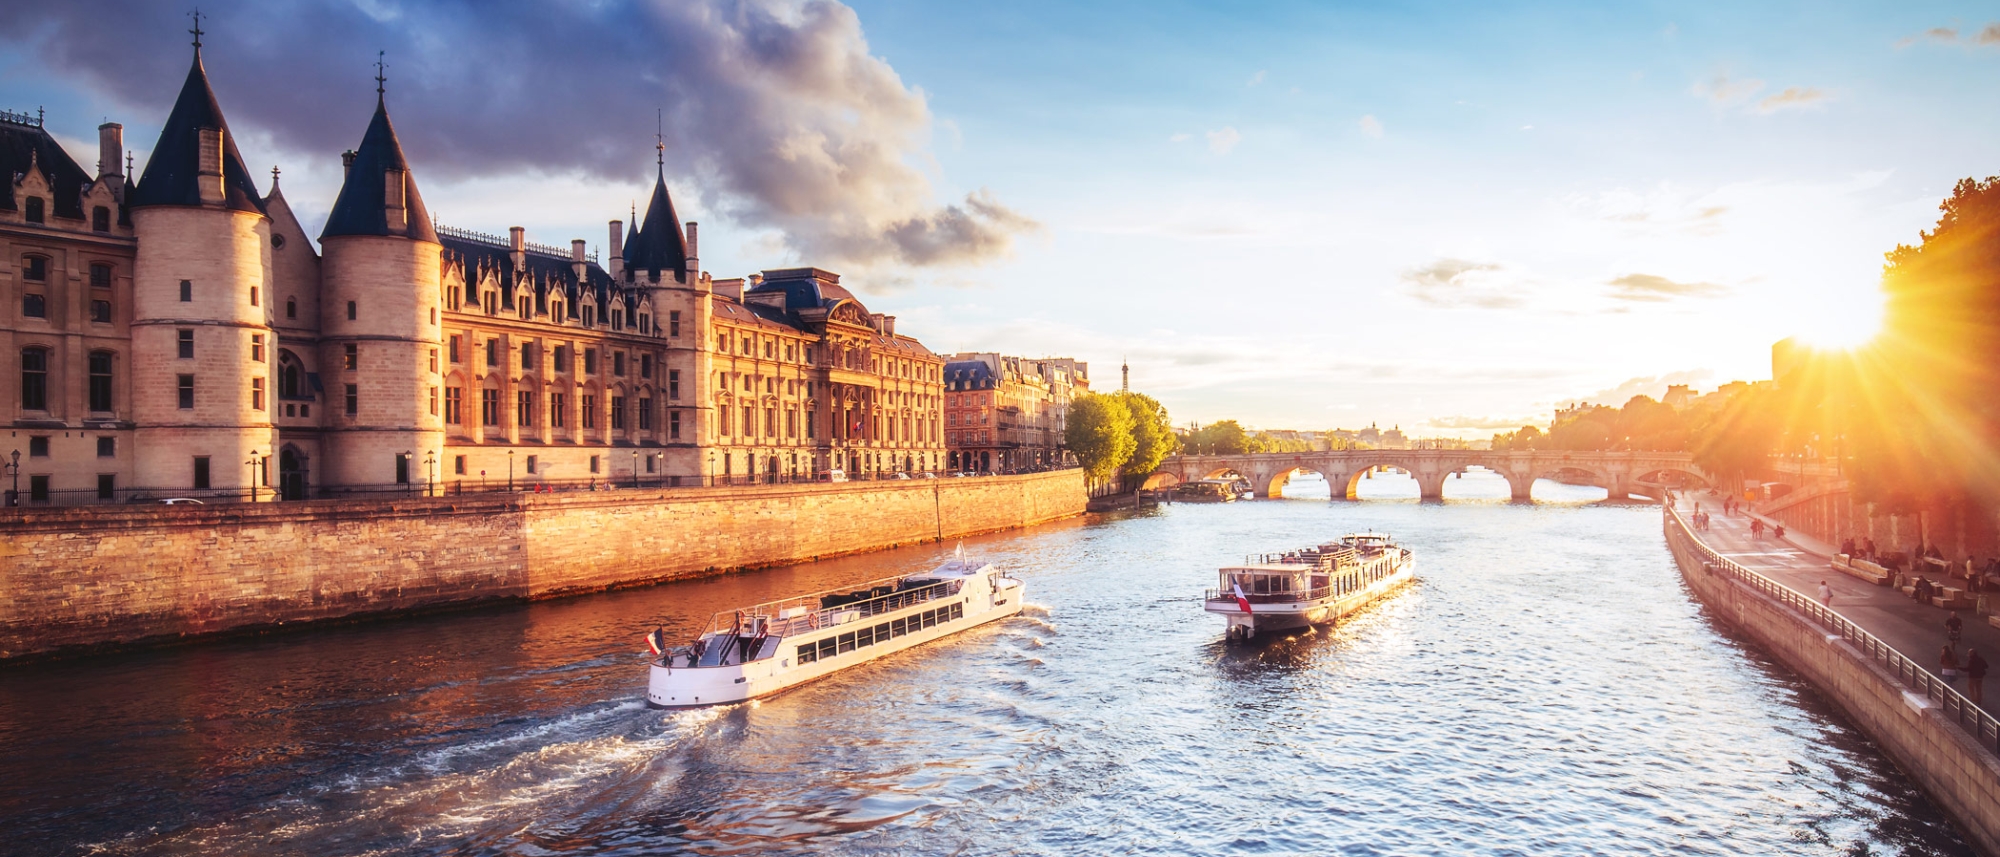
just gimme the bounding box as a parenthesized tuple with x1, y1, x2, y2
(797, 644, 817, 665)
(193, 456, 211, 490)
(28, 474, 48, 502)
(454, 454, 466, 475)
(668, 369, 680, 400)
(743, 405, 753, 437)
(343, 343, 358, 370)
(97, 437, 115, 457)
(178, 374, 195, 409)
(429, 349, 439, 374)
(787, 409, 796, 438)
(251, 334, 265, 362)
(28, 436, 48, 457)
(669, 310, 681, 336)
(444, 387, 462, 424)
(251, 378, 265, 411)
(485, 339, 498, 367)
(526, 454, 538, 474)
(554, 345, 569, 373)
(517, 390, 535, 427)
(345, 383, 358, 416)
(448, 335, 461, 363)
(582, 395, 596, 429)
(287, 297, 297, 319)
(590, 455, 600, 474)
(838, 632, 857, 654)
(91, 299, 112, 323)
(249, 285, 259, 307)
(176, 330, 195, 359)
(521, 343, 535, 371)
(718, 333, 728, 352)
(429, 386, 439, 417)
(611, 396, 626, 430)
(98, 474, 115, 500)
(891, 617, 906, 637)
(180, 279, 192, 302)
(641, 354, 653, 379)
(818, 638, 836, 660)
(20, 256, 44, 282)
(88, 352, 114, 411)
(670, 410, 681, 440)
(614, 352, 626, 376)
(551, 393, 566, 428)
(90, 264, 112, 288)
(346, 300, 357, 320)
(584, 349, 599, 374)
(766, 407, 776, 436)
(639, 398, 653, 430)
(390, 453, 409, 485)
(719, 404, 730, 436)
(482, 389, 500, 426)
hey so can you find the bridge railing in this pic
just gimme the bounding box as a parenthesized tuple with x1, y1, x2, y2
(1665, 505, 2000, 751)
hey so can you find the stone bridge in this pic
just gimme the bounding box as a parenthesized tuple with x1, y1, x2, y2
(1150, 450, 1711, 501)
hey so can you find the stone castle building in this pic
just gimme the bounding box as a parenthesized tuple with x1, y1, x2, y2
(942, 353, 1087, 472)
(2, 41, 945, 503)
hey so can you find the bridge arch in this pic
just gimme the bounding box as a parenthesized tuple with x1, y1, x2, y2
(1141, 472, 1182, 491)
(1265, 466, 1338, 499)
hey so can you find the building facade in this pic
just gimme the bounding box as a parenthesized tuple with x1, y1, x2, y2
(942, 353, 1087, 472)
(2, 41, 944, 504)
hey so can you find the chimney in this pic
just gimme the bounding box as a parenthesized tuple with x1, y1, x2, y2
(97, 123, 123, 180)
(883, 315, 896, 336)
(341, 150, 357, 176)
(684, 221, 699, 283)
(607, 219, 624, 280)
(196, 128, 225, 205)
(571, 238, 588, 281)
(508, 226, 526, 272)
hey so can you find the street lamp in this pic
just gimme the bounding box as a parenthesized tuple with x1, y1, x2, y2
(402, 451, 413, 495)
(6, 449, 19, 507)
(424, 451, 436, 498)
(631, 450, 639, 489)
(246, 449, 260, 503)
(508, 450, 515, 492)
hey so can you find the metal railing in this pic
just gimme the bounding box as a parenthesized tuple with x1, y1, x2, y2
(693, 576, 968, 639)
(1665, 505, 2000, 751)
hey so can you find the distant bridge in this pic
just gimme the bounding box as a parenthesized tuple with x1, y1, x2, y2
(1151, 450, 1711, 501)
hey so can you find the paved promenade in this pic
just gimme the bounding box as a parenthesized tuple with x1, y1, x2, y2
(1678, 491, 2000, 711)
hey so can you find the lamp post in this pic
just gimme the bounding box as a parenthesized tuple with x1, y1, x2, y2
(402, 451, 413, 495)
(631, 450, 639, 489)
(6, 449, 19, 507)
(247, 449, 259, 503)
(507, 450, 515, 492)
(653, 452, 662, 486)
(425, 451, 436, 498)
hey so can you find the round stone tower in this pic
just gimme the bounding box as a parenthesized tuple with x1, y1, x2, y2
(316, 86, 445, 492)
(127, 43, 279, 497)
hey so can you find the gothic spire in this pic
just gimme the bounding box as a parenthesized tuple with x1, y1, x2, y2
(129, 32, 267, 213)
(320, 63, 435, 243)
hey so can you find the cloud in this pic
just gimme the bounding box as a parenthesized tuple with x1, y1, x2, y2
(1574, 370, 1714, 407)
(1247, 70, 1266, 86)
(1756, 86, 1829, 113)
(1207, 127, 1241, 155)
(1400, 258, 1525, 309)
(1358, 114, 1384, 138)
(1421, 414, 1541, 431)
(1575, 183, 1730, 235)
(1898, 23, 2000, 48)
(0, 0, 1034, 270)
(1692, 72, 1765, 106)
(1605, 273, 1728, 302)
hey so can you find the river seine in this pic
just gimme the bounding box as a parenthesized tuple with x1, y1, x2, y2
(0, 471, 1975, 855)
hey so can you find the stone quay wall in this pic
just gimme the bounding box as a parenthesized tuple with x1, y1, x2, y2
(0, 470, 1086, 658)
(1666, 513, 2000, 856)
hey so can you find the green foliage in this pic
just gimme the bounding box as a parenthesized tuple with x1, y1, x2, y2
(1065, 393, 1136, 480)
(1688, 385, 1787, 481)
(1182, 420, 1253, 455)
(1117, 392, 1179, 478)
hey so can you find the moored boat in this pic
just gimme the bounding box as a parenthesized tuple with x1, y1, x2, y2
(1204, 533, 1414, 640)
(645, 551, 1024, 708)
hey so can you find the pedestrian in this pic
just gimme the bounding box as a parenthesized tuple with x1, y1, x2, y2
(1948, 611, 1964, 644)
(1774, 524, 1785, 539)
(1968, 648, 1989, 705)
(1818, 580, 1833, 608)
(1942, 644, 1960, 685)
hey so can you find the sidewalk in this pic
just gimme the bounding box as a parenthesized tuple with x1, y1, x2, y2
(1676, 493, 1998, 710)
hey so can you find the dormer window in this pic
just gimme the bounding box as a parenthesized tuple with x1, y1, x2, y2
(483, 292, 497, 315)
(552, 300, 564, 320)
(611, 309, 623, 331)
(24, 197, 44, 224)
(92, 206, 110, 232)
(582, 305, 594, 327)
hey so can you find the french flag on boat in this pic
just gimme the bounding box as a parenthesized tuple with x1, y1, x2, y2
(1232, 583, 1253, 614)
(646, 626, 667, 656)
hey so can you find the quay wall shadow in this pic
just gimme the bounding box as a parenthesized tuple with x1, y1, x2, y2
(1668, 515, 2000, 856)
(0, 470, 1086, 659)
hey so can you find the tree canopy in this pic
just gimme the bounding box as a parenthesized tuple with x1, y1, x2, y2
(1065, 393, 1137, 480)
(1118, 392, 1179, 478)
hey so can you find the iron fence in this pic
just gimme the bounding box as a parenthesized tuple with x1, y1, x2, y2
(1666, 505, 2000, 751)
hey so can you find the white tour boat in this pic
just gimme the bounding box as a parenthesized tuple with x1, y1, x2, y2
(645, 550, 1025, 709)
(1204, 533, 1415, 640)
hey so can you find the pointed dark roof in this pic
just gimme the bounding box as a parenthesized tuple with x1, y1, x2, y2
(0, 113, 93, 218)
(129, 49, 267, 214)
(622, 169, 686, 279)
(320, 96, 436, 243)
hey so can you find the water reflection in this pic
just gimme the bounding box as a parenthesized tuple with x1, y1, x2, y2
(0, 472, 1974, 855)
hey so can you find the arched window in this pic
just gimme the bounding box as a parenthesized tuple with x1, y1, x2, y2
(92, 206, 110, 232)
(88, 351, 114, 412)
(20, 348, 49, 410)
(24, 197, 44, 224)
(278, 351, 305, 399)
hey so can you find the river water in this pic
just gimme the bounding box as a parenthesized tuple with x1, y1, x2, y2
(0, 471, 1975, 855)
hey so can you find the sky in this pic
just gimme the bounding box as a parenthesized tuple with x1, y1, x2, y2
(4, 1, 1997, 438)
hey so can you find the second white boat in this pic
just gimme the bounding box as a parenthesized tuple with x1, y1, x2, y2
(1204, 533, 1414, 640)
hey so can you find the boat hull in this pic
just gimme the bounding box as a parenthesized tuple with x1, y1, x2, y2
(647, 574, 1024, 709)
(1206, 557, 1414, 639)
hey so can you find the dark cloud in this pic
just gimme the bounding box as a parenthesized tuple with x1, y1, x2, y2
(1605, 273, 1727, 302)
(1400, 258, 1523, 309)
(1, 0, 1034, 269)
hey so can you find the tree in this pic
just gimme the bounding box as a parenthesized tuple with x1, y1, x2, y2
(1615, 395, 1689, 452)
(1117, 392, 1178, 479)
(1688, 385, 1786, 487)
(1066, 393, 1136, 479)
(1185, 419, 1253, 455)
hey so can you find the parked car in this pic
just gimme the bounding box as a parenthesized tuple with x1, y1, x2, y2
(820, 469, 848, 483)
(158, 498, 205, 505)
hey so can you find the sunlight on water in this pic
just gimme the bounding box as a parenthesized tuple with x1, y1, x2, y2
(0, 494, 1971, 856)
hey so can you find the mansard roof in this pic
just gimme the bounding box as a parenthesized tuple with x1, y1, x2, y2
(622, 169, 686, 280)
(438, 231, 631, 317)
(130, 49, 267, 214)
(0, 112, 92, 218)
(320, 96, 436, 242)
(748, 267, 864, 315)
(945, 360, 997, 391)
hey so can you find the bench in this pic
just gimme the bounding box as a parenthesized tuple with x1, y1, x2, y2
(1831, 554, 1891, 586)
(1936, 587, 1976, 610)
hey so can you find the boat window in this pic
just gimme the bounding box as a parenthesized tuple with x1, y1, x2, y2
(891, 618, 906, 636)
(797, 645, 818, 664)
(818, 638, 837, 659)
(858, 625, 875, 647)
(949, 603, 964, 621)
(838, 632, 857, 654)
(921, 609, 936, 628)
(875, 622, 890, 641)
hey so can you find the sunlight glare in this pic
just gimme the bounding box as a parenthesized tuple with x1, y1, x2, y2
(1793, 294, 1884, 350)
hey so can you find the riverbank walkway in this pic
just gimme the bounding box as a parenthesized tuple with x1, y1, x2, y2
(1677, 491, 2000, 712)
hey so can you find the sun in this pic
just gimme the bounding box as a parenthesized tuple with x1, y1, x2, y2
(1792, 294, 1884, 350)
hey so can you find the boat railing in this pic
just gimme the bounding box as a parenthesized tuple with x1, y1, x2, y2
(1239, 546, 1361, 569)
(695, 578, 967, 639)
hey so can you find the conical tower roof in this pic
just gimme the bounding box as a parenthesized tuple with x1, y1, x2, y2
(320, 93, 436, 242)
(622, 167, 686, 280)
(130, 46, 267, 213)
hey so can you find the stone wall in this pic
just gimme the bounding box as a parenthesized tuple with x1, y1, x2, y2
(1667, 514, 2000, 855)
(0, 469, 1085, 658)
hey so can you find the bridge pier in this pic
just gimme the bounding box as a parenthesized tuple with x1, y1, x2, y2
(1415, 470, 1447, 500)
